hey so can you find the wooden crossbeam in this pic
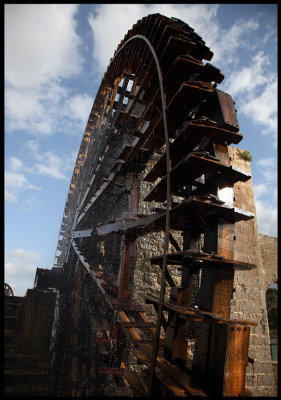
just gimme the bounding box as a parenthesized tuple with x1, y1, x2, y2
(144, 152, 251, 202)
(150, 250, 256, 271)
(144, 292, 257, 326)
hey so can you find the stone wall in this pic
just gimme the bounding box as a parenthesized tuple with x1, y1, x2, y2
(259, 234, 278, 289)
(133, 146, 277, 396)
(225, 146, 276, 396)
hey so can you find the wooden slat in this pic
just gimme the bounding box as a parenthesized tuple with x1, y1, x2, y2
(163, 54, 204, 88)
(206, 324, 250, 396)
(150, 249, 256, 271)
(109, 299, 144, 312)
(144, 293, 257, 326)
(118, 310, 143, 342)
(121, 321, 156, 328)
(144, 152, 250, 202)
(134, 344, 208, 396)
(99, 366, 126, 376)
(118, 240, 134, 299)
(144, 121, 243, 182)
(169, 196, 254, 231)
(124, 371, 148, 397)
(96, 197, 253, 238)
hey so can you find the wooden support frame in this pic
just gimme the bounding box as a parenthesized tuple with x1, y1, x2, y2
(49, 13, 258, 397)
(206, 323, 251, 396)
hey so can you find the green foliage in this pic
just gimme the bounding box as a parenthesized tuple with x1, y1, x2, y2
(266, 288, 278, 336)
(237, 150, 253, 162)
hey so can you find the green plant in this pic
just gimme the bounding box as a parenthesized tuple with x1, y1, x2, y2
(237, 150, 253, 162)
(266, 288, 278, 336)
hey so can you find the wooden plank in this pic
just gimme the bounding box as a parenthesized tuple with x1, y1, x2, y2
(96, 211, 166, 236)
(164, 288, 188, 362)
(135, 344, 208, 396)
(121, 321, 156, 328)
(206, 323, 250, 396)
(192, 321, 211, 384)
(144, 152, 220, 202)
(150, 249, 256, 270)
(99, 366, 126, 376)
(212, 218, 235, 318)
(166, 82, 214, 137)
(118, 311, 143, 343)
(163, 54, 204, 90)
(134, 350, 187, 396)
(143, 80, 215, 150)
(97, 196, 253, 238)
(118, 240, 134, 299)
(143, 121, 243, 183)
(223, 325, 250, 396)
(199, 89, 239, 132)
(124, 371, 148, 397)
(144, 152, 251, 202)
(109, 299, 143, 312)
(169, 196, 254, 231)
(144, 293, 256, 326)
(160, 35, 196, 65)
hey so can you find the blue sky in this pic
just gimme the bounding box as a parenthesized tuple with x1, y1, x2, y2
(4, 4, 277, 296)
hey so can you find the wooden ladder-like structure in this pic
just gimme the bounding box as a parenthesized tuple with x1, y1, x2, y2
(49, 13, 257, 396)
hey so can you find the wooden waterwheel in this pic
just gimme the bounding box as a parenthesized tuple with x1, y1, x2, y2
(50, 14, 256, 396)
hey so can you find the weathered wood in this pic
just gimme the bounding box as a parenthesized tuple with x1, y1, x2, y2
(164, 288, 188, 362)
(99, 365, 126, 376)
(134, 344, 208, 396)
(144, 121, 243, 182)
(144, 292, 256, 326)
(118, 240, 135, 299)
(69, 260, 84, 396)
(51, 13, 257, 397)
(144, 152, 250, 202)
(206, 323, 250, 396)
(109, 299, 144, 312)
(199, 89, 239, 132)
(96, 196, 253, 238)
(150, 249, 256, 270)
(124, 371, 148, 397)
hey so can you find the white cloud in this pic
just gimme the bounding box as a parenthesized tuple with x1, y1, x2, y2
(5, 80, 89, 137)
(88, 4, 219, 73)
(30, 140, 78, 181)
(225, 51, 269, 96)
(5, 248, 42, 296)
(62, 93, 94, 124)
(255, 199, 277, 237)
(256, 158, 275, 167)
(255, 158, 277, 182)
(5, 4, 81, 88)
(242, 78, 277, 139)
(211, 18, 259, 67)
(5, 86, 45, 131)
(87, 4, 276, 149)
(8, 156, 27, 173)
(259, 168, 277, 182)
(5, 171, 40, 203)
(253, 183, 268, 199)
(5, 141, 76, 203)
(5, 4, 91, 138)
(222, 49, 277, 147)
(7, 141, 75, 182)
(22, 195, 41, 212)
(254, 158, 277, 183)
(25, 140, 72, 180)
